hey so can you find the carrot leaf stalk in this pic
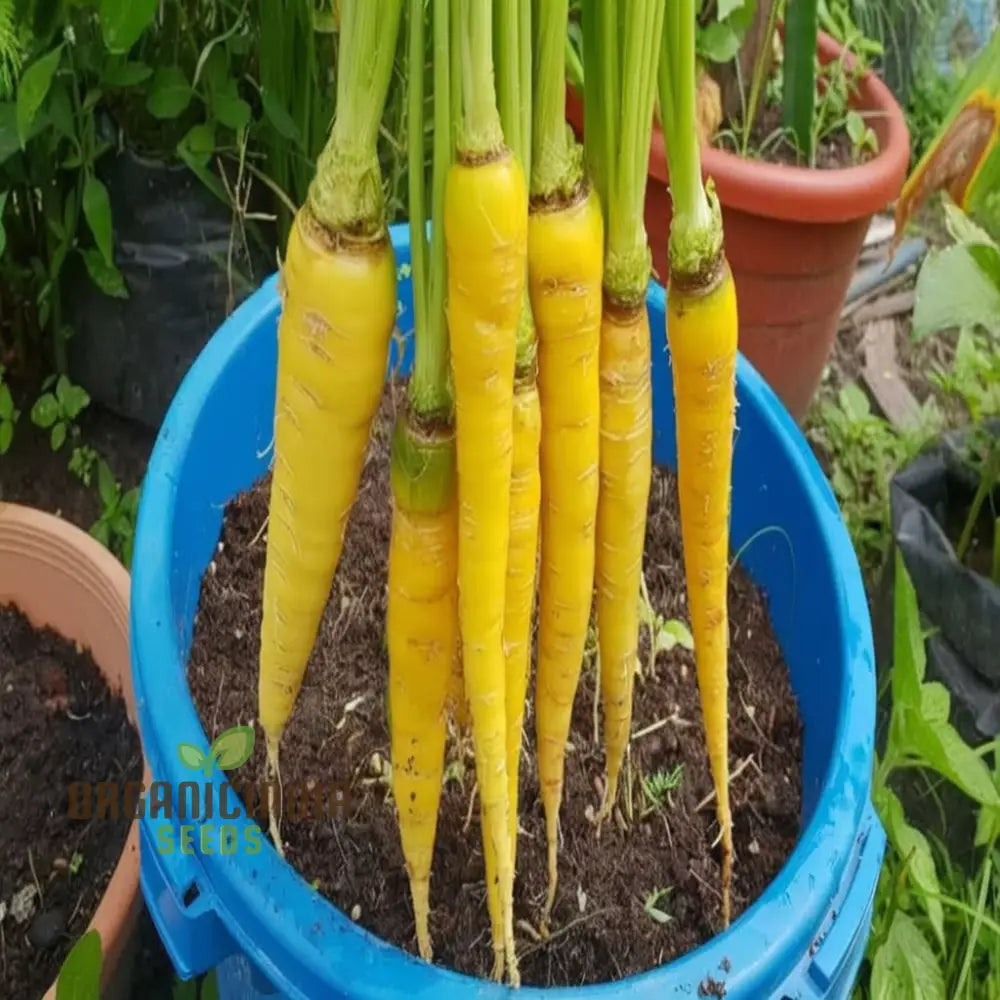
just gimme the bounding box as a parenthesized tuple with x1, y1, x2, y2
(588, 0, 662, 834)
(530, 0, 604, 934)
(388, 0, 458, 964)
(659, 0, 738, 928)
(445, 0, 528, 983)
(257, 0, 404, 856)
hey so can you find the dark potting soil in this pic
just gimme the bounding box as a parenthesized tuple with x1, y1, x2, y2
(186, 388, 803, 988)
(720, 103, 862, 170)
(0, 603, 141, 1000)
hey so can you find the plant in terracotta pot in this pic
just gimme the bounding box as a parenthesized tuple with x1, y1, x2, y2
(566, 0, 911, 422)
(0, 502, 148, 1000)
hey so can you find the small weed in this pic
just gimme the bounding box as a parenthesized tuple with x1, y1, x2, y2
(638, 575, 694, 678)
(68, 444, 98, 486)
(0, 363, 19, 454)
(643, 886, 673, 924)
(68, 851, 83, 876)
(807, 382, 940, 573)
(30, 374, 89, 451)
(641, 765, 684, 815)
(89, 459, 139, 568)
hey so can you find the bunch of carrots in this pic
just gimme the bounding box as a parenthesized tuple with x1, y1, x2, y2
(254, 0, 739, 987)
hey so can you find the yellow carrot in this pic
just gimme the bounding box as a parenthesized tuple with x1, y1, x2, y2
(387, 0, 458, 962)
(583, 0, 663, 824)
(258, 2, 404, 852)
(666, 262, 738, 923)
(387, 434, 457, 961)
(528, 3, 604, 927)
(446, 1, 527, 982)
(495, 0, 539, 883)
(659, 0, 738, 925)
(595, 301, 652, 818)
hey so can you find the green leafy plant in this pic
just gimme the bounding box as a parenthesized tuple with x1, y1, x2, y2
(0, 362, 19, 453)
(30, 374, 90, 450)
(808, 382, 940, 573)
(54, 928, 102, 1000)
(641, 765, 685, 815)
(177, 725, 256, 778)
(855, 551, 1000, 998)
(68, 443, 98, 486)
(89, 458, 139, 567)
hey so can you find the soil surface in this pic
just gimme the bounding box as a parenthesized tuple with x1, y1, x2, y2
(0, 604, 142, 1000)
(719, 103, 861, 169)
(187, 388, 803, 988)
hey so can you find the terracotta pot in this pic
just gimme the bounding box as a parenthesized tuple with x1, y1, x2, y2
(0, 503, 149, 1000)
(566, 30, 910, 422)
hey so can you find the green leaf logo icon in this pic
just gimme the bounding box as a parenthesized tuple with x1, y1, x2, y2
(207, 726, 255, 775)
(176, 726, 255, 776)
(177, 743, 206, 771)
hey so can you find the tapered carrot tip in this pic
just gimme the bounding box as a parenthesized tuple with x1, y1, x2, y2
(721, 838, 732, 928)
(540, 836, 558, 937)
(410, 878, 433, 961)
(265, 738, 286, 859)
(491, 946, 504, 982)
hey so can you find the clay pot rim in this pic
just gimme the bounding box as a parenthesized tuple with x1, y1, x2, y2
(567, 29, 910, 225)
(0, 502, 148, 1000)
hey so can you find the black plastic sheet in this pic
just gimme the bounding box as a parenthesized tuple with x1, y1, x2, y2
(66, 146, 274, 430)
(879, 421, 1000, 745)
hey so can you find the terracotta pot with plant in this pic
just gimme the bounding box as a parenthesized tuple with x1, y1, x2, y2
(566, 0, 910, 422)
(0, 503, 148, 1000)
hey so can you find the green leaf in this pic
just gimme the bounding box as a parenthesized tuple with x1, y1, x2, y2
(102, 61, 152, 88)
(908, 714, 1000, 807)
(51, 421, 66, 451)
(16, 45, 63, 148)
(261, 89, 301, 144)
(717, 0, 746, 18)
(81, 249, 128, 299)
(201, 970, 220, 1000)
(870, 911, 945, 1000)
(0, 189, 7, 258)
(177, 743, 206, 771)
(209, 725, 255, 771)
(878, 787, 945, 947)
(892, 551, 925, 712)
(913, 243, 1000, 341)
(0, 383, 12, 420)
(100, 0, 159, 54)
(57, 378, 90, 419)
(782, 0, 818, 160)
(31, 392, 58, 429)
(662, 619, 694, 650)
(920, 682, 950, 724)
(846, 110, 866, 146)
(97, 459, 118, 508)
(0, 420, 12, 454)
(698, 22, 742, 63)
(82, 175, 113, 265)
(146, 67, 192, 120)
(55, 928, 103, 1000)
(89, 520, 111, 547)
(839, 382, 871, 422)
(177, 123, 215, 166)
(943, 199, 998, 250)
(211, 90, 251, 131)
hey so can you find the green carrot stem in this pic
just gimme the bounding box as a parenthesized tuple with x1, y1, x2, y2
(658, 0, 721, 280)
(407, 0, 451, 418)
(495, 0, 522, 164)
(457, 0, 504, 156)
(531, 0, 581, 200)
(604, 0, 663, 302)
(308, 0, 404, 234)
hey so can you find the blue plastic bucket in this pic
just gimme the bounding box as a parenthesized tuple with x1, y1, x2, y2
(130, 222, 884, 999)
